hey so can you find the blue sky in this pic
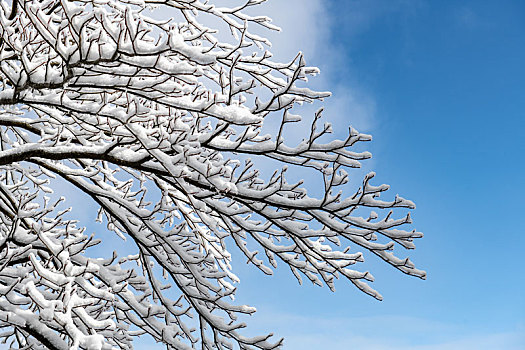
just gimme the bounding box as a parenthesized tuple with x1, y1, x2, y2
(224, 0, 525, 349)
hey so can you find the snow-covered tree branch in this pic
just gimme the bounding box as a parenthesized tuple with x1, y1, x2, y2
(0, 0, 425, 349)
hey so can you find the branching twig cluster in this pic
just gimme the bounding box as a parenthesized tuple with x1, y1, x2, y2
(0, 0, 425, 349)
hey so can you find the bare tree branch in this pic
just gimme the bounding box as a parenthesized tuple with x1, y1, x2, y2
(0, 0, 425, 348)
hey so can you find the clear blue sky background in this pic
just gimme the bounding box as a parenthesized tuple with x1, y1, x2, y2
(225, 1, 525, 349)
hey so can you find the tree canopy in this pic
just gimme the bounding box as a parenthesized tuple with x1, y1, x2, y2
(0, 0, 425, 349)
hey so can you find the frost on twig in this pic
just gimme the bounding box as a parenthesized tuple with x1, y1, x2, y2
(0, 0, 424, 349)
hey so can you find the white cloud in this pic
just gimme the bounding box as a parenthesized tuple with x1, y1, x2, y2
(283, 331, 524, 350)
(240, 311, 525, 350)
(454, 6, 483, 30)
(248, 0, 377, 133)
(249, 0, 330, 61)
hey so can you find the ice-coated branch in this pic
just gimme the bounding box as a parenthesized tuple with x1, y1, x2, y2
(0, 0, 425, 348)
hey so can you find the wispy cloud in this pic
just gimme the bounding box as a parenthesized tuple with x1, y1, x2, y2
(454, 6, 482, 30)
(283, 331, 524, 350)
(253, 0, 377, 133)
(240, 311, 525, 350)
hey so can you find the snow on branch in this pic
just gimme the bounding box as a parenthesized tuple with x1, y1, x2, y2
(0, 0, 425, 348)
